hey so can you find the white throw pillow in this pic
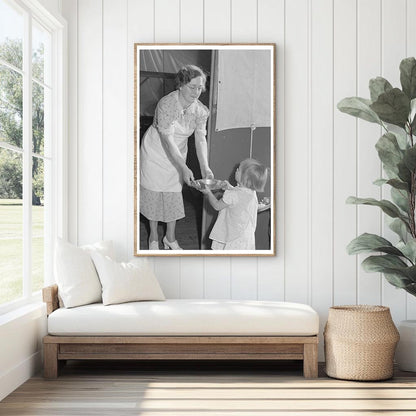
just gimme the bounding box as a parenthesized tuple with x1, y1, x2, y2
(90, 252, 165, 306)
(54, 239, 114, 308)
(81, 240, 115, 259)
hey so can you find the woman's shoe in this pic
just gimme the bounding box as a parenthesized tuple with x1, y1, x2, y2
(163, 236, 183, 250)
(149, 239, 159, 250)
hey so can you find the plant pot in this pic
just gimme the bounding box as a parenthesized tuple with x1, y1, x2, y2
(395, 320, 416, 372)
(324, 305, 400, 381)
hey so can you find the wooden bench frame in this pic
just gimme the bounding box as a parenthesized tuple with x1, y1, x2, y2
(43, 285, 319, 379)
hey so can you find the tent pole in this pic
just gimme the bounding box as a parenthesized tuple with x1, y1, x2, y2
(250, 124, 256, 158)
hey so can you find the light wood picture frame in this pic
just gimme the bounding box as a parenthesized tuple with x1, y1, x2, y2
(134, 44, 275, 256)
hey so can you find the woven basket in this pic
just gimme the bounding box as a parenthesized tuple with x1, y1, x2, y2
(324, 305, 399, 381)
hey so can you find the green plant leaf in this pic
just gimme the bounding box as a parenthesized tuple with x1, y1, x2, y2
(404, 283, 416, 296)
(370, 88, 410, 128)
(403, 265, 416, 282)
(341, 57, 416, 298)
(337, 97, 383, 125)
(403, 146, 416, 172)
(391, 187, 410, 213)
(381, 264, 416, 283)
(373, 178, 388, 186)
(347, 233, 404, 256)
(398, 161, 412, 185)
(346, 196, 405, 219)
(389, 217, 410, 241)
(397, 240, 416, 264)
(361, 255, 416, 287)
(373, 178, 410, 191)
(374, 132, 412, 184)
(387, 178, 410, 191)
(369, 77, 393, 102)
(400, 57, 416, 100)
(383, 271, 412, 288)
(411, 99, 416, 133)
(362, 254, 408, 271)
(387, 179, 409, 192)
(384, 166, 400, 180)
(375, 132, 404, 173)
(394, 130, 409, 150)
(410, 98, 416, 125)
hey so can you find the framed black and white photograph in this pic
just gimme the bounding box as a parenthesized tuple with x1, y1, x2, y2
(134, 44, 275, 256)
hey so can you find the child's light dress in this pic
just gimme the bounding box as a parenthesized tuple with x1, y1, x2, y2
(210, 186, 258, 250)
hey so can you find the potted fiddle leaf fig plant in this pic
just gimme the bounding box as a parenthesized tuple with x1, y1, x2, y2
(337, 57, 416, 371)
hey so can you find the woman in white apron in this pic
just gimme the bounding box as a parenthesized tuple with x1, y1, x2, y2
(140, 65, 213, 250)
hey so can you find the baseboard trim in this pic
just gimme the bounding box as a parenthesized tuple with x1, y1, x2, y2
(0, 351, 42, 401)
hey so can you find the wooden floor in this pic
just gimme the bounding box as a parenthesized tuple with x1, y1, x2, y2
(2, 360, 416, 415)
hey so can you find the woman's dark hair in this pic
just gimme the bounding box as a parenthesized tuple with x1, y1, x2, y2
(175, 65, 207, 91)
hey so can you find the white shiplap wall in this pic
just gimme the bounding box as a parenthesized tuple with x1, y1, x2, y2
(61, 0, 416, 356)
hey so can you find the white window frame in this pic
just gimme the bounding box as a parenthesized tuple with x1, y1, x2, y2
(0, 0, 67, 315)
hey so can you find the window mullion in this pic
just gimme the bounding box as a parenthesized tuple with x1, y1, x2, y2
(0, 0, 64, 312)
(22, 10, 32, 298)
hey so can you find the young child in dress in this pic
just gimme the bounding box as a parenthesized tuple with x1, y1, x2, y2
(201, 158, 269, 250)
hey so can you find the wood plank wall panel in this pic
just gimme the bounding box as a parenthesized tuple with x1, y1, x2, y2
(61, 0, 78, 245)
(180, 0, 203, 43)
(230, 0, 257, 42)
(204, 0, 231, 42)
(356, 0, 382, 306)
(310, 0, 333, 348)
(204, 257, 231, 299)
(333, 0, 357, 306)
(381, 0, 407, 323)
(229, 0, 259, 300)
(407, 0, 416, 319)
(102, 0, 128, 260)
(126, 0, 154, 261)
(180, 258, 204, 298)
(127, 0, 155, 280)
(76, 0, 103, 245)
(231, 258, 258, 300)
(284, 0, 309, 304)
(152, 0, 181, 298)
(63, 0, 416, 359)
(202, 0, 232, 300)
(178, 0, 205, 298)
(257, 0, 285, 301)
(155, 0, 180, 42)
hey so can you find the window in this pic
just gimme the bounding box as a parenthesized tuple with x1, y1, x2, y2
(0, 0, 66, 312)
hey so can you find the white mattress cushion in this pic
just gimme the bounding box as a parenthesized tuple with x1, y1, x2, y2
(48, 299, 319, 336)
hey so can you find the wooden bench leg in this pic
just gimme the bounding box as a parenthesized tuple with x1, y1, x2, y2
(44, 343, 59, 379)
(303, 343, 318, 379)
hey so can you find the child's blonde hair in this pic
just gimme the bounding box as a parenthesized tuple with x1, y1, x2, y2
(238, 158, 269, 192)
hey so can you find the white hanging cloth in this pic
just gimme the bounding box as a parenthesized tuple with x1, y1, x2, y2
(215, 49, 272, 132)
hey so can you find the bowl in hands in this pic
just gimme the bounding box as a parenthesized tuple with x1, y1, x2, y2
(191, 178, 227, 191)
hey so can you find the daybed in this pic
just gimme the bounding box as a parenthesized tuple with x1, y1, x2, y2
(42, 284, 319, 379)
